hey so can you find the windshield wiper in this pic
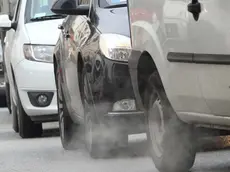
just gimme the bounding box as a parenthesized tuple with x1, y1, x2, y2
(104, 3, 127, 9)
(30, 14, 66, 21)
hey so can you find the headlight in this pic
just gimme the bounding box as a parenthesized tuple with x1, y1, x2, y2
(99, 34, 131, 62)
(23, 44, 54, 63)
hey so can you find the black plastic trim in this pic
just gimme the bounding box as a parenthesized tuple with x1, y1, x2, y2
(168, 52, 230, 64)
(30, 114, 58, 122)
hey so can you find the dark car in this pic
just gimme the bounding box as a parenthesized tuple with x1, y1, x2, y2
(51, 0, 145, 158)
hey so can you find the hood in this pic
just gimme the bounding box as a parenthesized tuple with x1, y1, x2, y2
(95, 7, 130, 37)
(25, 19, 64, 45)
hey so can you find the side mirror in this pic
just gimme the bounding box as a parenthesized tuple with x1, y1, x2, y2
(0, 14, 12, 29)
(51, 0, 90, 16)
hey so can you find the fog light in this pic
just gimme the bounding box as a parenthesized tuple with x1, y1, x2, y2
(112, 99, 136, 111)
(37, 94, 49, 106)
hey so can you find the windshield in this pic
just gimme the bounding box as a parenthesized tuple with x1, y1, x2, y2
(26, 0, 57, 21)
(99, 0, 127, 8)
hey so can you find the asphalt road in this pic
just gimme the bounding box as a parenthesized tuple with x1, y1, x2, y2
(1, 108, 230, 172)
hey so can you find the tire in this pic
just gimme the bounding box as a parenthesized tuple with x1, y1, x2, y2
(84, 106, 128, 159)
(82, 71, 123, 158)
(12, 97, 19, 133)
(144, 71, 196, 172)
(56, 66, 80, 150)
(15, 83, 42, 138)
(5, 82, 11, 113)
(84, 108, 111, 158)
(0, 94, 6, 107)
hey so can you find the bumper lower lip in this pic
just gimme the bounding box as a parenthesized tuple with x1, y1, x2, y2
(104, 111, 145, 134)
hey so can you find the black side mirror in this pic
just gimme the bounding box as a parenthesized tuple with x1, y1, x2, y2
(51, 0, 90, 16)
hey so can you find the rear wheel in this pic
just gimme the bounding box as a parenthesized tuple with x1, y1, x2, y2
(145, 71, 196, 172)
(56, 66, 80, 150)
(14, 81, 42, 138)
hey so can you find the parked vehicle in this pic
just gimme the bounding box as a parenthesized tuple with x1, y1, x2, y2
(128, 0, 230, 172)
(51, 0, 145, 158)
(0, 0, 17, 112)
(0, 0, 65, 138)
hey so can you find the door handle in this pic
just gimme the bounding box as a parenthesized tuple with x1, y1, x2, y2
(187, 0, 201, 21)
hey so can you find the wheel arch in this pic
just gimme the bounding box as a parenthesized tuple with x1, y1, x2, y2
(131, 22, 166, 109)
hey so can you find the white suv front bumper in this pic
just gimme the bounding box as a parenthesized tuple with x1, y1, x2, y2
(14, 59, 57, 117)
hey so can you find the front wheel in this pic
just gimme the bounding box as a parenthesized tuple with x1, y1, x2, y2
(14, 81, 42, 138)
(56, 66, 80, 150)
(82, 71, 127, 158)
(145, 72, 196, 172)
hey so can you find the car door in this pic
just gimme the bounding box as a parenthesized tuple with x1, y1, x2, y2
(184, 0, 230, 117)
(63, 0, 92, 121)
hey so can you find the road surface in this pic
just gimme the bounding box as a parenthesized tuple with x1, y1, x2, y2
(0, 108, 230, 172)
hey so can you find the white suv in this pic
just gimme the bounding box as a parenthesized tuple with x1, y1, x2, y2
(0, 0, 64, 138)
(128, 0, 230, 172)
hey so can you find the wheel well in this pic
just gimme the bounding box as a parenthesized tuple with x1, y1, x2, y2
(137, 52, 157, 105)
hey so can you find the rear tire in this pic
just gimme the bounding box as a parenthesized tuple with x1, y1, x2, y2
(144, 71, 196, 172)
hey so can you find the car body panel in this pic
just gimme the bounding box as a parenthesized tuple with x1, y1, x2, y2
(128, 0, 230, 128)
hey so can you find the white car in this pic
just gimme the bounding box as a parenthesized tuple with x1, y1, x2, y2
(0, 0, 65, 138)
(128, 0, 230, 172)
